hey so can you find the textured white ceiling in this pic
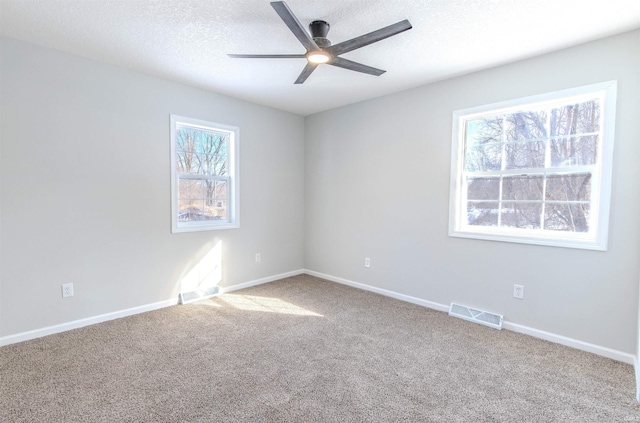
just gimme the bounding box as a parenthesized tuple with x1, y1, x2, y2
(1, 0, 639, 115)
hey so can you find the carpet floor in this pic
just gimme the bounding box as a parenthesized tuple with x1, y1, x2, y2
(1, 274, 638, 422)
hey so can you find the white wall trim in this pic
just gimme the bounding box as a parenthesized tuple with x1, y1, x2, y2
(218, 269, 305, 294)
(635, 356, 639, 402)
(304, 269, 449, 313)
(304, 269, 635, 365)
(0, 269, 305, 347)
(0, 298, 178, 347)
(503, 321, 634, 364)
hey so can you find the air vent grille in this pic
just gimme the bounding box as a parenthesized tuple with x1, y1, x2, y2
(449, 303, 503, 330)
(179, 287, 218, 305)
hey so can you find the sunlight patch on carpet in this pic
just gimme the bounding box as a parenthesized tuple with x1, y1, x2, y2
(219, 294, 323, 316)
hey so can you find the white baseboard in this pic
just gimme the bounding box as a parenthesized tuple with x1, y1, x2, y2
(0, 269, 305, 348)
(635, 356, 639, 402)
(0, 298, 178, 347)
(304, 269, 635, 365)
(503, 321, 635, 364)
(218, 269, 305, 294)
(304, 269, 449, 313)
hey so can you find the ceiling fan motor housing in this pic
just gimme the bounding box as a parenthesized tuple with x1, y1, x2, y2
(310, 20, 331, 48)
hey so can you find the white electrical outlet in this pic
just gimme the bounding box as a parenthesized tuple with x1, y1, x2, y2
(255, 253, 261, 263)
(62, 283, 74, 298)
(513, 284, 525, 299)
(364, 257, 370, 268)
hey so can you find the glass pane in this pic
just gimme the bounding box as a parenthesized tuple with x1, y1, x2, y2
(550, 99, 600, 136)
(175, 127, 198, 154)
(176, 151, 199, 174)
(197, 154, 228, 176)
(178, 200, 204, 222)
(214, 180, 227, 199)
(467, 202, 499, 226)
(465, 144, 502, 171)
(197, 133, 228, 155)
(502, 176, 543, 201)
(500, 202, 542, 229)
(465, 118, 502, 146)
(505, 111, 547, 141)
(204, 198, 227, 220)
(550, 136, 598, 167)
(467, 177, 500, 200)
(544, 203, 590, 232)
(178, 179, 202, 199)
(545, 174, 591, 202)
(504, 141, 545, 169)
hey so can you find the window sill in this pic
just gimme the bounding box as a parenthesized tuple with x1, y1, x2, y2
(172, 222, 240, 233)
(449, 228, 606, 251)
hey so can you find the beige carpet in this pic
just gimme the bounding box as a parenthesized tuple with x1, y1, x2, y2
(1, 274, 638, 422)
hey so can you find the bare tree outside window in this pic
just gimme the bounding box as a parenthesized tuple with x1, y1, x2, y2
(176, 127, 229, 221)
(464, 99, 598, 232)
(450, 81, 616, 250)
(170, 115, 239, 233)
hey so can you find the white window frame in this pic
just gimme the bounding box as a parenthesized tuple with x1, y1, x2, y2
(170, 115, 240, 233)
(448, 81, 617, 250)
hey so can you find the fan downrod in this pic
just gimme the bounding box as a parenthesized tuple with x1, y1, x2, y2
(309, 20, 331, 48)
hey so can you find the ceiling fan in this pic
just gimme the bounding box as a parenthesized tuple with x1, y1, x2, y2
(228, 1, 412, 84)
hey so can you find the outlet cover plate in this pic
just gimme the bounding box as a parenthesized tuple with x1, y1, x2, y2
(513, 284, 525, 299)
(62, 283, 74, 298)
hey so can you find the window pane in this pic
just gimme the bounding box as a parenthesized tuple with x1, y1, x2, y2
(467, 177, 500, 200)
(465, 144, 502, 171)
(545, 174, 591, 202)
(502, 176, 543, 201)
(504, 141, 545, 169)
(550, 99, 600, 136)
(175, 127, 198, 154)
(505, 111, 547, 141)
(214, 180, 227, 199)
(198, 154, 228, 176)
(178, 200, 204, 221)
(176, 151, 199, 174)
(500, 202, 542, 229)
(204, 180, 227, 221)
(550, 136, 598, 167)
(204, 198, 227, 220)
(544, 203, 590, 232)
(467, 202, 499, 226)
(178, 179, 202, 199)
(197, 134, 228, 155)
(466, 118, 502, 146)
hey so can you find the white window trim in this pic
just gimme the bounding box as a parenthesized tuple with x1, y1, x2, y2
(448, 81, 617, 251)
(170, 115, 240, 233)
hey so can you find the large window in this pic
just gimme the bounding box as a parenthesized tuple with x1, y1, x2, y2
(170, 115, 239, 233)
(449, 81, 616, 250)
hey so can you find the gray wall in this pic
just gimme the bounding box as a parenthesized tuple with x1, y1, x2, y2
(305, 30, 640, 354)
(0, 37, 305, 337)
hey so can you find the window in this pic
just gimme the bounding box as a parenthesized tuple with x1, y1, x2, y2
(449, 81, 616, 250)
(170, 115, 239, 233)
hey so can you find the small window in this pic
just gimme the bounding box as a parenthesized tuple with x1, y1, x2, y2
(170, 115, 239, 233)
(449, 81, 616, 250)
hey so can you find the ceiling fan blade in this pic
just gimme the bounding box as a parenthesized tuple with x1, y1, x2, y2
(227, 54, 306, 59)
(294, 63, 318, 84)
(326, 19, 412, 56)
(271, 1, 319, 52)
(328, 57, 385, 76)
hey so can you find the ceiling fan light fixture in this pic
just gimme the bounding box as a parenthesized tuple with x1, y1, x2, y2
(306, 51, 330, 64)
